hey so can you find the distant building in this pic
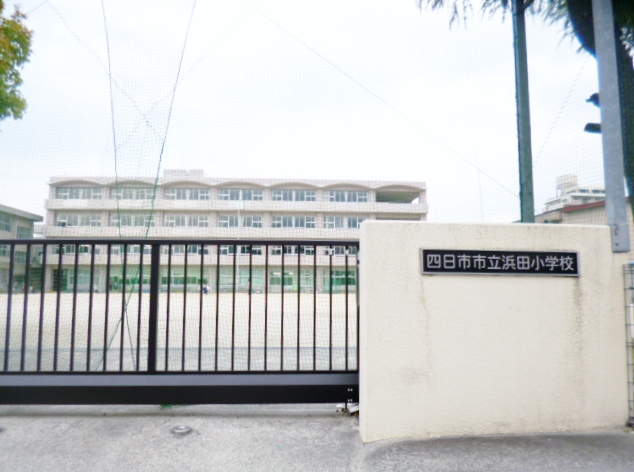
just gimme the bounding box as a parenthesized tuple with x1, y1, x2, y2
(0, 204, 43, 291)
(39, 170, 428, 292)
(536, 179, 634, 254)
(542, 175, 605, 213)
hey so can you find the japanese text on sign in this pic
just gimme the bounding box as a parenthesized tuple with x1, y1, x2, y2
(421, 249, 579, 276)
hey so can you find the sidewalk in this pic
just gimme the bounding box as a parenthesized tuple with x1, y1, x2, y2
(1, 404, 634, 471)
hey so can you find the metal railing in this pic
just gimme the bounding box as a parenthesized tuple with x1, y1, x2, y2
(0, 239, 359, 375)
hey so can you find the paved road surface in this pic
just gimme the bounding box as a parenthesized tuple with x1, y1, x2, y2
(1, 404, 634, 471)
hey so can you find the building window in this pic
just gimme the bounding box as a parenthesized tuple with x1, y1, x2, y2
(54, 245, 75, 255)
(15, 251, 27, 264)
(164, 188, 210, 200)
(219, 245, 262, 255)
(347, 217, 365, 229)
(271, 216, 315, 228)
(218, 188, 263, 201)
(56, 187, 102, 199)
(0, 215, 12, 232)
(54, 245, 101, 255)
(323, 216, 344, 229)
(324, 216, 365, 229)
(218, 215, 263, 228)
(164, 214, 209, 227)
(16, 226, 32, 239)
(269, 245, 314, 256)
(218, 215, 239, 228)
(324, 246, 357, 256)
(109, 244, 151, 255)
(328, 190, 368, 202)
(162, 245, 208, 255)
(110, 213, 154, 227)
(0, 245, 8, 257)
(241, 216, 262, 228)
(220, 245, 236, 255)
(325, 270, 357, 287)
(111, 187, 155, 200)
(56, 214, 102, 227)
(272, 189, 316, 201)
(269, 271, 294, 286)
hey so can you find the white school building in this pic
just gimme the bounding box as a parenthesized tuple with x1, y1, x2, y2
(38, 170, 427, 293)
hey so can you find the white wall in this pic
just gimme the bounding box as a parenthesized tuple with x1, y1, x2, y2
(359, 222, 629, 443)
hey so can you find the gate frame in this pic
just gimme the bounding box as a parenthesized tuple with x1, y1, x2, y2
(0, 238, 360, 405)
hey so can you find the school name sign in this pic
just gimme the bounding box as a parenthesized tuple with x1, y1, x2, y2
(421, 249, 579, 276)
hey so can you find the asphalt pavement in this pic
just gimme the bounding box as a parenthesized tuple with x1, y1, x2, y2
(1, 404, 634, 471)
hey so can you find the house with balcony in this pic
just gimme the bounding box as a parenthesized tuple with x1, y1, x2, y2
(39, 170, 427, 293)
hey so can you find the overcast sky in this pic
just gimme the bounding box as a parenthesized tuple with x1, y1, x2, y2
(0, 0, 604, 222)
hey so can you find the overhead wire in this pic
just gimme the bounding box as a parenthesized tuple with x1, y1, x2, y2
(99, 0, 198, 369)
(243, 0, 519, 199)
(533, 55, 590, 167)
(145, 0, 198, 241)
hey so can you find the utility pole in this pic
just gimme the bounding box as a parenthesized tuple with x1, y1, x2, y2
(591, 0, 630, 252)
(512, 0, 535, 223)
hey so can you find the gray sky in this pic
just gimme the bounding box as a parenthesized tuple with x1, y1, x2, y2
(0, 0, 604, 222)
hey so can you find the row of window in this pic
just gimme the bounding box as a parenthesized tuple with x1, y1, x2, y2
(55, 187, 369, 202)
(53, 244, 358, 257)
(52, 267, 356, 289)
(0, 215, 33, 238)
(55, 214, 366, 229)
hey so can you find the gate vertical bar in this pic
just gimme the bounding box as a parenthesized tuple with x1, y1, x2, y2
(264, 245, 269, 371)
(182, 245, 189, 371)
(248, 247, 253, 371)
(120, 244, 128, 371)
(329, 249, 333, 371)
(103, 245, 111, 371)
(87, 245, 96, 371)
(313, 246, 317, 371)
(214, 246, 220, 371)
(297, 245, 301, 370)
(198, 245, 204, 371)
(37, 244, 47, 371)
(147, 244, 161, 373)
(20, 244, 31, 371)
(345, 249, 349, 371)
(165, 245, 172, 371)
(3, 244, 15, 371)
(53, 245, 62, 371)
(231, 245, 237, 370)
(136, 247, 144, 370)
(281, 244, 285, 370)
(69, 246, 79, 371)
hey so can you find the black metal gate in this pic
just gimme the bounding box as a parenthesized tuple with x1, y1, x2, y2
(0, 239, 359, 404)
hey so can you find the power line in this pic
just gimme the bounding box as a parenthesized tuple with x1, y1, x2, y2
(146, 0, 198, 239)
(243, 0, 518, 199)
(533, 56, 590, 167)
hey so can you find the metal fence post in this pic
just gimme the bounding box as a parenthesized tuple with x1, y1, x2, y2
(592, 0, 630, 252)
(513, 0, 535, 223)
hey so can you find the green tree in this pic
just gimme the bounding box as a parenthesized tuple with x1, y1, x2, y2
(418, 0, 634, 214)
(0, 0, 32, 121)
